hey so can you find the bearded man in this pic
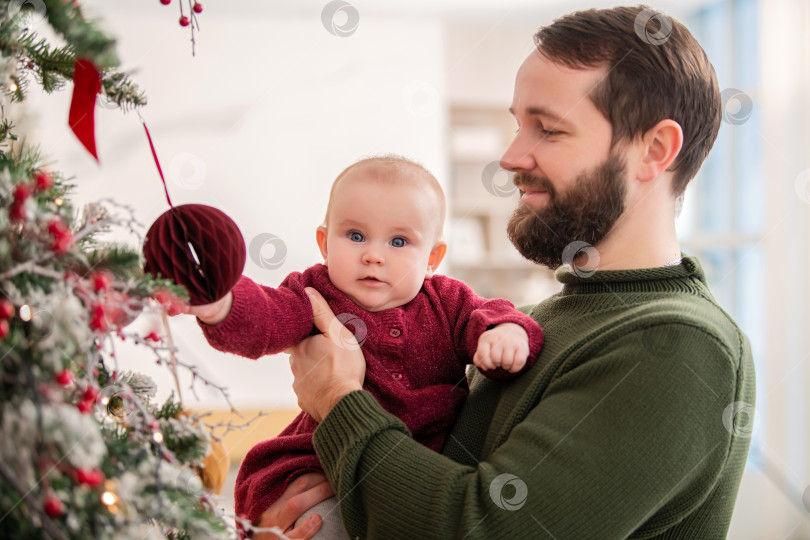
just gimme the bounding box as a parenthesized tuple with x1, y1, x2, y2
(249, 6, 755, 539)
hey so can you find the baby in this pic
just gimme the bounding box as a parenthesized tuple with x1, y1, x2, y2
(189, 156, 544, 537)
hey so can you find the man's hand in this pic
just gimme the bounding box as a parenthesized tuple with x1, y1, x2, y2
(286, 287, 365, 423)
(473, 322, 530, 373)
(174, 291, 233, 325)
(252, 472, 333, 540)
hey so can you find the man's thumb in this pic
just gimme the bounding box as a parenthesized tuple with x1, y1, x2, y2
(305, 287, 337, 333)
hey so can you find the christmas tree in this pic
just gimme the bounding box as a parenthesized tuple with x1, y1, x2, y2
(0, 1, 238, 537)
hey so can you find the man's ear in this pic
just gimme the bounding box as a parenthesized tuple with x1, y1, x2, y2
(425, 242, 447, 278)
(637, 119, 684, 182)
(316, 226, 328, 261)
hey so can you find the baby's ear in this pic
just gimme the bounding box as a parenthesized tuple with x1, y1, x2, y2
(426, 242, 447, 278)
(316, 226, 328, 261)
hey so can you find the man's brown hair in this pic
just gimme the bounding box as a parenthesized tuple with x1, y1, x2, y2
(535, 5, 721, 195)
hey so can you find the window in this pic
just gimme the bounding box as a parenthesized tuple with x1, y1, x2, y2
(684, 0, 765, 466)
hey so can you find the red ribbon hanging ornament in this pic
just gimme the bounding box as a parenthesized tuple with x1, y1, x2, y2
(141, 123, 246, 306)
(69, 58, 102, 161)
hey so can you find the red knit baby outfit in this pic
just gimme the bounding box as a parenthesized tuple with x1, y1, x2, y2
(200, 264, 543, 524)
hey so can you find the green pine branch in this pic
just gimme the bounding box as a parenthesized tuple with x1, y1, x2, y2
(41, 0, 118, 69)
(0, 6, 146, 110)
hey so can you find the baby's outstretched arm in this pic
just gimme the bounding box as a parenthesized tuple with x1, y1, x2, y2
(473, 322, 530, 373)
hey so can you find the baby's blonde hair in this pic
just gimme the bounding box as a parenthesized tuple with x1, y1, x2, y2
(323, 155, 446, 236)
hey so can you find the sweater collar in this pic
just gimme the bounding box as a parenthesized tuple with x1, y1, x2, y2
(554, 254, 706, 295)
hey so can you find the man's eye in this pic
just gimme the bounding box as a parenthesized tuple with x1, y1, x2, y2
(349, 232, 364, 242)
(391, 237, 406, 248)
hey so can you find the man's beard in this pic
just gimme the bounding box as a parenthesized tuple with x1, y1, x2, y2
(506, 153, 627, 270)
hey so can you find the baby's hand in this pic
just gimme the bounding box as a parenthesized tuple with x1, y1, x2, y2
(177, 291, 233, 325)
(473, 322, 530, 373)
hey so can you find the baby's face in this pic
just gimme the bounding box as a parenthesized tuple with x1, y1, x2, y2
(319, 169, 445, 312)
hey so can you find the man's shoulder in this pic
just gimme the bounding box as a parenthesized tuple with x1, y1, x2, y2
(632, 293, 745, 346)
(530, 286, 750, 367)
(604, 293, 752, 377)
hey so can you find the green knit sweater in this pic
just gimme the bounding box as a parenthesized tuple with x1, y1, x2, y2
(313, 256, 756, 539)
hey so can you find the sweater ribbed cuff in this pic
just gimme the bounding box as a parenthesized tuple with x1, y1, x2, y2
(313, 390, 408, 468)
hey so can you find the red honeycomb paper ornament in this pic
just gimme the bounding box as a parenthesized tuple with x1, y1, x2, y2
(143, 204, 245, 306)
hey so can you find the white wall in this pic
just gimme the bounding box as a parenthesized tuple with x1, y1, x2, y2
(27, 0, 446, 409)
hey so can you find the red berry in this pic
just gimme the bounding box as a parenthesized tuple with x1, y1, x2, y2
(13, 184, 31, 203)
(56, 369, 73, 386)
(160, 0, 171, 4)
(51, 231, 73, 254)
(48, 220, 73, 254)
(47, 219, 68, 236)
(145, 331, 161, 342)
(193, 3, 202, 13)
(9, 202, 26, 222)
(77, 399, 93, 414)
(76, 468, 105, 488)
(154, 289, 184, 316)
(0, 299, 14, 320)
(91, 271, 113, 292)
(105, 291, 137, 328)
(82, 386, 99, 403)
(179, 15, 190, 26)
(0, 319, 9, 339)
(90, 304, 108, 332)
(34, 171, 53, 191)
(43, 494, 64, 518)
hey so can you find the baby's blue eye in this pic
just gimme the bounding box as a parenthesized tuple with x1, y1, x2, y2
(349, 232, 364, 242)
(391, 237, 406, 248)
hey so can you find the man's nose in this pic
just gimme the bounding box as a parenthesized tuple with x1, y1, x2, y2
(500, 132, 537, 173)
